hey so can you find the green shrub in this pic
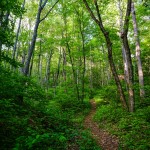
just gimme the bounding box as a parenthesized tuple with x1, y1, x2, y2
(0, 67, 100, 150)
(94, 105, 127, 124)
(94, 103, 150, 149)
(77, 130, 101, 150)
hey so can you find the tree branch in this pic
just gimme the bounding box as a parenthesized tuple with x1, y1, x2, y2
(122, 0, 132, 35)
(41, 0, 48, 9)
(40, 0, 59, 22)
(94, 1, 106, 34)
(82, 0, 99, 25)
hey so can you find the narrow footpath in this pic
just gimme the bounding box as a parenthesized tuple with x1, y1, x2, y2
(84, 100, 119, 150)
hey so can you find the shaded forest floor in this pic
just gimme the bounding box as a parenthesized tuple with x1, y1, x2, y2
(84, 100, 119, 150)
(1, 67, 149, 149)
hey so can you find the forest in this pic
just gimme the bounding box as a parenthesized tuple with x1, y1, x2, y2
(0, 0, 150, 149)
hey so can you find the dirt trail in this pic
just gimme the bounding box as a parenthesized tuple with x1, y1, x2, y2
(84, 100, 119, 150)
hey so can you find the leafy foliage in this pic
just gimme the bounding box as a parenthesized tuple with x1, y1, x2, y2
(0, 0, 24, 47)
(0, 66, 100, 149)
(94, 89, 150, 150)
(0, 0, 149, 149)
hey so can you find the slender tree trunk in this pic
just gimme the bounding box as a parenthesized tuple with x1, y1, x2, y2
(131, 2, 145, 98)
(62, 48, 67, 91)
(38, 55, 41, 77)
(77, 9, 86, 101)
(46, 49, 53, 89)
(38, 39, 43, 81)
(16, 41, 21, 61)
(101, 45, 106, 86)
(121, 36, 134, 112)
(77, 46, 82, 96)
(21, 50, 26, 73)
(23, 0, 59, 76)
(89, 46, 93, 98)
(53, 49, 62, 95)
(55, 48, 62, 86)
(0, 11, 3, 63)
(81, 42, 86, 101)
(121, 0, 134, 112)
(0, 10, 2, 63)
(118, 0, 129, 87)
(62, 49, 66, 82)
(39, 55, 43, 82)
(0, 41, 2, 65)
(29, 52, 34, 76)
(83, 0, 128, 110)
(62, 8, 80, 100)
(0, 11, 10, 64)
(24, 1, 42, 76)
(12, 0, 26, 60)
(66, 42, 80, 101)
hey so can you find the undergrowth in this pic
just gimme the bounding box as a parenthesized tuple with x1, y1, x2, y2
(94, 86, 150, 150)
(0, 67, 100, 150)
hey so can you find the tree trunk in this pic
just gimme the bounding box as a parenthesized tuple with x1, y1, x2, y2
(0, 11, 3, 62)
(23, 0, 58, 76)
(0, 41, 2, 65)
(121, 35, 134, 112)
(37, 39, 43, 81)
(12, 0, 26, 60)
(83, 0, 128, 110)
(106, 34, 128, 110)
(20, 50, 26, 73)
(131, 2, 145, 98)
(66, 42, 80, 101)
(62, 7, 80, 101)
(46, 49, 53, 89)
(55, 48, 62, 87)
(77, 9, 86, 101)
(24, 2, 42, 76)
(118, 0, 129, 87)
(0, 11, 10, 64)
(81, 41, 86, 101)
(89, 46, 93, 98)
(23, 0, 42, 76)
(29, 52, 34, 76)
(62, 48, 67, 91)
(121, 0, 134, 112)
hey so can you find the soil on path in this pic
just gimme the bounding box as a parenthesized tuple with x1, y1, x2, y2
(84, 100, 119, 150)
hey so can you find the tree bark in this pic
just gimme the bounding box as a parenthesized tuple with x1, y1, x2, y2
(62, 6, 80, 101)
(131, 2, 145, 98)
(23, 0, 59, 76)
(37, 39, 43, 81)
(46, 49, 53, 89)
(66, 42, 80, 101)
(62, 48, 67, 85)
(76, 8, 86, 101)
(55, 48, 62, 86)
(23, 0, 42, 76)
(0, 11, 3, 64)
(20, 50, 26, 73)
(89, 46, 93, 98)
(29, 51, 34, 76)
(121, 0, 134, 112)
(82, 0, 128, 110)
(118, 0, 129, 87)
(12, 0, 26, 60)
(0, 11, 10, 64)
